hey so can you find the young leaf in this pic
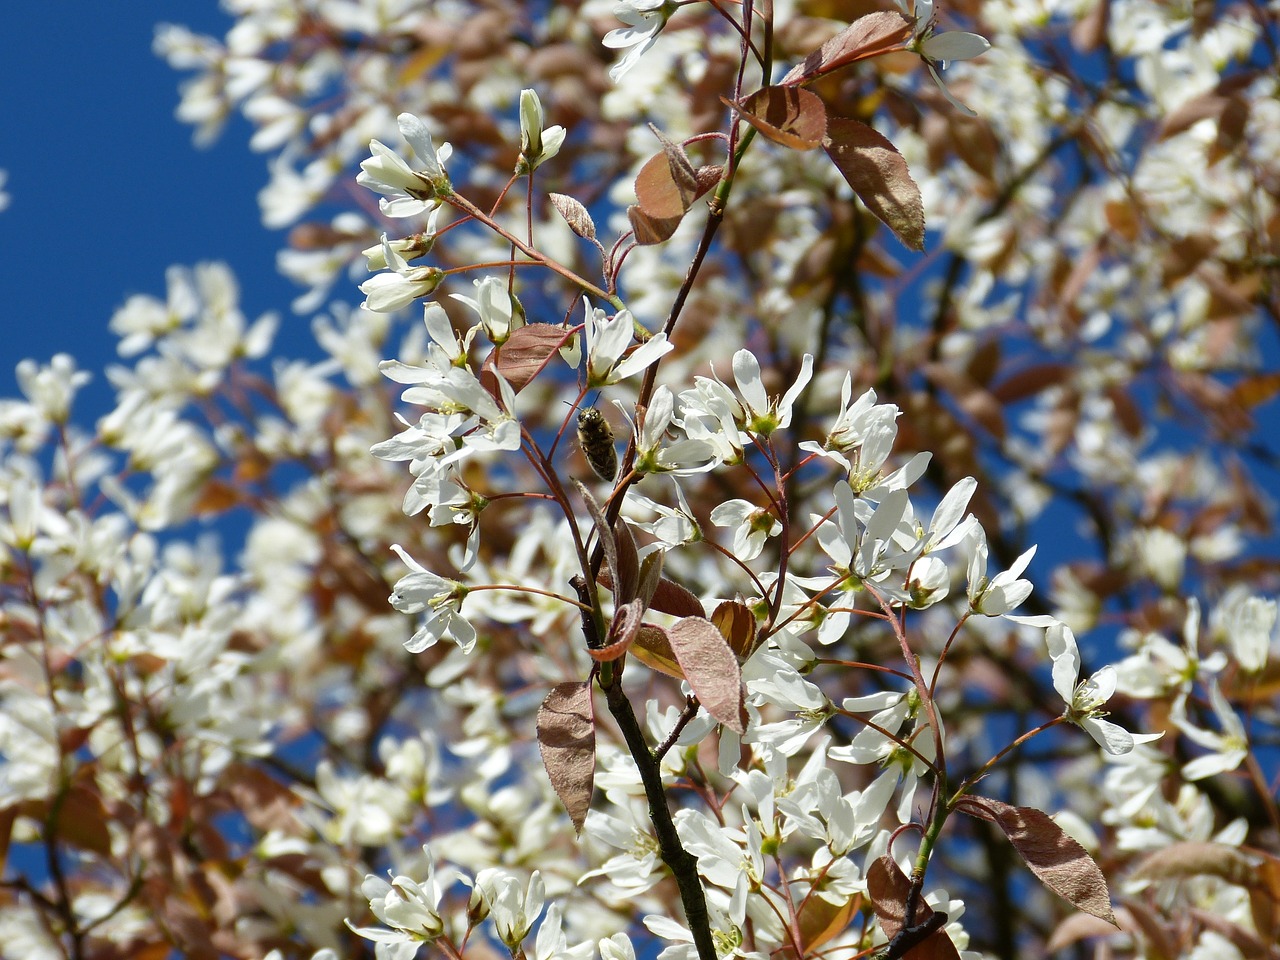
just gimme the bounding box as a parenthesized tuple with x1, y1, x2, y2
(631, 624, 685, 679)
(780, 11, 913, 87)
(824, 116, 925, 251)
(613, 515, 640, 605)
(537, 681, 596, 834)
(629, 130, 721, 244)
(486, 324, 576, 393)
(710, 599, 757, 661)
(598, 567, 705, 620)
(956, 796, 1117, 925)
(635, 138, 699, 220)
(588, 598, 646, 663)
(666, 616, 745, 733)
(865, 856, 960, 960)
(731, 86, 827, 150)
(576, 481, 619, 599)
(628, 204, 683, 246)
(787, 892, 863, 958)
(549, 192, 597, 240)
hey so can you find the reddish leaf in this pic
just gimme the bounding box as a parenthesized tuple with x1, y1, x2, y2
(614, 516, 641, 604)
(588, 598, 646, 663)
(628, 204, 683, 245)
(780, 11, 913, 86)
(549, 192, 597, 240)
(1131, 840, 1261, 887)
(1231, 371, 1280, 410)
(488, 324, 575, 393)
(865, 856, 960, 960)
(990, 363, 1071, 404)
(598, 568, 705, 620)
(631, 624, 685, 679)
(220, 761, 302, 835)
(667, 616, 745, 733)
(0, 805, 15, 874)
(650, 577, 705, 619)
(793, 891, 863, 957)
(635, 137, 699, 220)
(732, 86, 826, 150)
(636, 548, 664, 610)
(1045, 911, 1127, 953)
(577, 481, 619, 597)
(956, 796, 1117, 925)
(630, 131, 721, 244)
(922, 363, 1006, 439)
(824, 117, 924, 251)
(537, 682, 596, 834)
(710, 599, 757, 661)
(30, 785, 113, 857)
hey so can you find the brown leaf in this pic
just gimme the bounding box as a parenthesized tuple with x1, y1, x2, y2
(667, 616, 745, 733)
(32, 785, 113, 857)
(0, 805, 15, 875)
(1130, 841, 1258, 887)
(220, 761, 302, 835)
(549, 192, 597, 240)
(794, 892, 863, 956)
(922, 363, 1005, 438)
(1045, 911, 1126, 952)
(1247, 850, 1280, 946)
(631, 624, 685, 679)
(628, 204, 683, 245)
(537, 682, 596, 834)
(598, 568, 705, 620)
(636, 548, 664, 610)
(614, 516, 640, 605)
(488, 324, 575, 393)
(732, 86, 826, 150)
(649, 577, 706, 619)
(990, 363, 1071, 404)
(710, 600, 758, 661)
(577, 481, 619, 598)
(1069, 0, 1110, 53)
(1231, 371, 1280, 410)
(824, 117, 924, 251)
(780, 11, 913, 86)
(635, 136, 699, 220)
(865, 856, 960, 960)
(956, 796, 1117, 925)
(611, 602, 641, 645)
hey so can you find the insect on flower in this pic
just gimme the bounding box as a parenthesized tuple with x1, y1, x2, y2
(577, 406, 618, 482)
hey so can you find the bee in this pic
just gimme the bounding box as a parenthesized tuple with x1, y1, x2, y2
(576, 406, 618, 482)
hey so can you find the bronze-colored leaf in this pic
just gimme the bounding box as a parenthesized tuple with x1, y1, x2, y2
(488, 324, 575, 393)
(614, 516, 640, 605)
(536, 682, 596, 834)
(631, 624, 685, 679)
(865, 856, 960, 960)
(667, 616, 745, 733)
(549, 192, 597, 240)
(599, 568, 705, 620)
(635, 138, 699, 220)
(780, 11, 913, 86)
(824, 116, 924, 251)
(710, 599, 757, 661)
(990, 363, 1071, 404)
(732, 86, 826, 150)
(795, 891, 863, 956)
(956, 796, 1117, 925)
(628, 204, 683, 245)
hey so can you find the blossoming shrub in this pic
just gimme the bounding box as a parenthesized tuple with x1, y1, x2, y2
(2, 3, 1278, 960)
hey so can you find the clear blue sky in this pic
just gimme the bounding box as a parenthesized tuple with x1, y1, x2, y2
(0, 4, 302, 412)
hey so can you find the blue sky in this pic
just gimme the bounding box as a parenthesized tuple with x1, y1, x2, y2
(1, 4, 301, 412)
